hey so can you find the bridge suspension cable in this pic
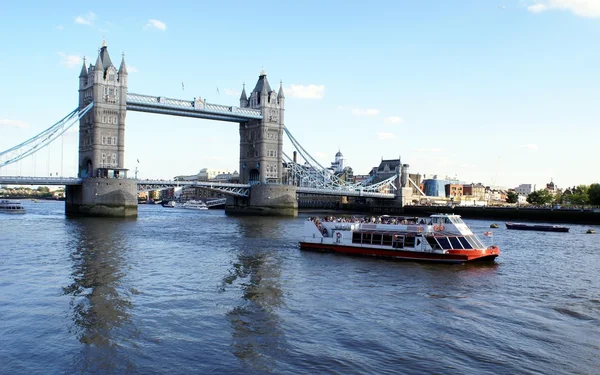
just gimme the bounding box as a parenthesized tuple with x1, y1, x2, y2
(283, 126, 350, 188)
(282, 126, 398, 195)
(0, 102, 94, 168)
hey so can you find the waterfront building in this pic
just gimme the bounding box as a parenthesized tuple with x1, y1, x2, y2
(515, 183, 534, 196)
(423, 175, 460, 197)
(463, 183, 486, 200)
(445, 184, 464, 199)
(174, 168, 235, 182)
(329, 150, 345, 173)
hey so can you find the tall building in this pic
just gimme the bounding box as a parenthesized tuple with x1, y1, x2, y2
(238, 70, 285, 184)
(78, 42, 128, 178)
(330, 150, 345, 173)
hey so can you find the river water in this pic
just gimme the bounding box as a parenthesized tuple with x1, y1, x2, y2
(1, 200, 599, 375)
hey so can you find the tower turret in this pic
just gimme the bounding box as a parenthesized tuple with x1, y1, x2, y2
(239, 83, 247, 108)
(79, 57, 88, 79)
(277, 80, 285, 105)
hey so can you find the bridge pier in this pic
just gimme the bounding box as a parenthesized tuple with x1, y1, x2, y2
(225, 184, 297, 217)
(66, 178, 138, 217)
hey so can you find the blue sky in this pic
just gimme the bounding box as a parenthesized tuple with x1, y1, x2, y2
(1, 0, 599, 189)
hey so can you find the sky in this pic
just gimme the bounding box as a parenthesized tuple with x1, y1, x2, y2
(1, 0, 599, 189)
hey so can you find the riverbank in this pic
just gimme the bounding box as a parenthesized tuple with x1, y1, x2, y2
(336, 202, 600, 224)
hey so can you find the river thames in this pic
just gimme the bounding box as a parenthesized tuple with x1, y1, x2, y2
(1, 200, 599, 374)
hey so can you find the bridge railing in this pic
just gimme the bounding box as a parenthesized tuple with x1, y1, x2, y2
(126, 93, 262, 120)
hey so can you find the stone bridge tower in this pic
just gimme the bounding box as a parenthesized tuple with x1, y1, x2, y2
(77, 42, 128, 178)
(66, 42, 137, 217)
(238, 70, 285, 184)
(227, 70, 297, 216)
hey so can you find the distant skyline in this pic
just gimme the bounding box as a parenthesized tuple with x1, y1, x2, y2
(1, 0, 599, 189)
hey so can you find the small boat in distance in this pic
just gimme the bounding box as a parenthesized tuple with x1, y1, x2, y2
(162, 200, 176, 208)
(182, 200, 208, 210)
(300, 214, 499, 264)
(505, 222, 569, 232)
(0, 199, 25, 214)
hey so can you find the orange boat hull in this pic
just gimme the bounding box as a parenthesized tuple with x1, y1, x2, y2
(299, 242, 499, 264)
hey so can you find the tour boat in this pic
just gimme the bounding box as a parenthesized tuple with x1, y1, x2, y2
(182, 200, 208, 210)
(505, 222, 569, 232)
(0, 199, 25, 214)
(300, 214, 499, 264)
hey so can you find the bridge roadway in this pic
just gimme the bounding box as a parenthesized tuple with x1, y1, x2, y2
(126, 93, 262, 122)
(0, 176, 396, 199)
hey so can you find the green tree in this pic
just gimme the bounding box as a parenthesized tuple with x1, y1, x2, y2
(569, 185, 590, 206)
(506, 191, 519, 204)
(589, 183, 600, 206)
(526, 190, 554, 205)
(553, 191, 563, 205)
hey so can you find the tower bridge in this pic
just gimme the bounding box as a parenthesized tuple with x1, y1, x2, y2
(0, 42, 412, 217)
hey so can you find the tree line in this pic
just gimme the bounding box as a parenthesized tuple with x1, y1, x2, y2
(506, 184, 600, 206)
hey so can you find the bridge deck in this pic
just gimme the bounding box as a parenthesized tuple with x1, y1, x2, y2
(126, 93, 262, 122)
(0, 177, 395, 199)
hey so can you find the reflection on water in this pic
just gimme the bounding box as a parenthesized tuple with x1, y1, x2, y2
(62, 218, 137, 373)
(221, 218, 287, 372)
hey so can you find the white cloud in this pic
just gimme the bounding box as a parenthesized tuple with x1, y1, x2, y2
(414, 147, 443, 153)
(528, 3, 548, 12)
(58, 52, 82, 69)
(352, 108, 380, 116)
(0, 119, 29, 129)
(145, 19, 167, 31)
(128, 65, 139, 73)
(56, 25, 64, 30)
(75, 12, 96, 25)
(521, 143, 539, 150)
(384, 116, 404, 124)
(460, 163, 477, 169)
(224, 88, 240, 96)
(527, 1, 600, 18)
(286, 84, 325, 99)
(377, 132, 395, 140)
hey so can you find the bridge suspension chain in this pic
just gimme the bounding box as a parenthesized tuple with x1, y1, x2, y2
(282, 126, 398, 195)
(282, 126, 351, 188)
(0, 102, 94, 168)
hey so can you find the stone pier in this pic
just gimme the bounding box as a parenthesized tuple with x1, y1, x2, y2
(66, 178, 138, 217)
(225, 184, 297, 217)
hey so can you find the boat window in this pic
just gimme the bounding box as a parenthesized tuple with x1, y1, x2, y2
(352, 232, 362, 244)
(464, 235, 478, 249)
(449, 216, 464, 225)
(436, 237, 452, 250)
(404, 236, 415, 248)
(362, 233, 372, 244)
(372, 233, 382, 245)
(448, 237, 463, 249)
(457, 237, 473, 249)
(467, 235, 485, 249)
(393, 235, 404, 249)
(382, 234, 393, 246)
(426, 236, 440, 250)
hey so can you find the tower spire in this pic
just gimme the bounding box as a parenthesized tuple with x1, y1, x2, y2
(278, 79, 285, 99)
(79, 57, 88, 78)
(118, 52, 128, 75)
(94, 51, 103, 72)
(240, 82, 247, 101)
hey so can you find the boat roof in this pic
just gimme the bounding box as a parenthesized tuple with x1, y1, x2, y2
(430, 214, 461, 218)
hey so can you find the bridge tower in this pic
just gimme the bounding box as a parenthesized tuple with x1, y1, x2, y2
(227, 70, 297, 216)
(65, 42, 138, 217)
